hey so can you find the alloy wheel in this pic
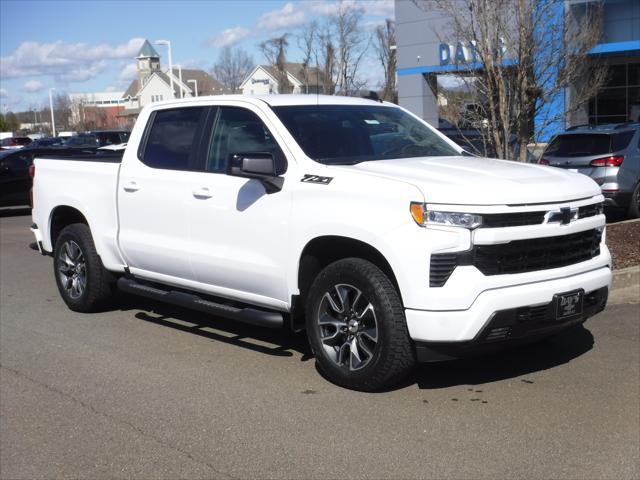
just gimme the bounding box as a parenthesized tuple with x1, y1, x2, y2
(57, 240, 87, 299)
(316, 284, 378, 371)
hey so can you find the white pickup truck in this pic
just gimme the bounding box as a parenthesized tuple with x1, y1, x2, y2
(31, 95, 611, 391)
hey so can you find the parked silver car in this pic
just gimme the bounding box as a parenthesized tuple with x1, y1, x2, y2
(540, 124, 640, 218)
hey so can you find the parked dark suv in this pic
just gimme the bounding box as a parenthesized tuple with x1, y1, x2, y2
(540, 123, 640, 217)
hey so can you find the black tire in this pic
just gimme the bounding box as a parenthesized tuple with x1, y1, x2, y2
(628, 182, 640, 219)
(305, 258, 415, 391)
(53, 223, 115, 312)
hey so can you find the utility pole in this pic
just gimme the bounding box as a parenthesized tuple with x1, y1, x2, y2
(49, 88, 56, 137)
(155, 40, 174, 99)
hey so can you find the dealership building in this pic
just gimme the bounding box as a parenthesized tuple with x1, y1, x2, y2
(395, 0, 640, 137)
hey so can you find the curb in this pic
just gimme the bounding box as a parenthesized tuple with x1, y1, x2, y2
(609, 265, 640, 304)
(607, 218, 640, 226)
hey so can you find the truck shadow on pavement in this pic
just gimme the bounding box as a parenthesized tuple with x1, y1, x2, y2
(412, 325, 594, 390)
(118, 293, 314, 361)
(118, 293, 595, 390)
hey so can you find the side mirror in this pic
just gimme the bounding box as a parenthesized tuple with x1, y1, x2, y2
(229, 153, 283, 194)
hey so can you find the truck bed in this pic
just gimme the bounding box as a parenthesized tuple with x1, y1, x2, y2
(31, 154, 124, 270)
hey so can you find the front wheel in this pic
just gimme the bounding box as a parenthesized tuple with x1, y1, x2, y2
(305, 258, 415, 391)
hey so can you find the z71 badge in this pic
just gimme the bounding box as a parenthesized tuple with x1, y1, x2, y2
(301, 174, 333, 185)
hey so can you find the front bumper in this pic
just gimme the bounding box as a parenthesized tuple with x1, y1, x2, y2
(405, 265, 611, 344)
(413, 286, 608, 362)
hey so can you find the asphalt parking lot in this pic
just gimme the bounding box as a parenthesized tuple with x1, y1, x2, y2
(1, 211, 639, 480)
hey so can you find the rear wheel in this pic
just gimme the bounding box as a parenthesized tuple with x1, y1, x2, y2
(305, 258, 415, 391)
(53, 223, 115, 312)
(628, 182, 640, 219)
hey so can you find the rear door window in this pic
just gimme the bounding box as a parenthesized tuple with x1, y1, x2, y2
(141, 107, 207, 170)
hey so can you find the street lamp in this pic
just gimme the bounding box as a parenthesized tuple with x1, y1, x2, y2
(49, 87, 56, 137)
(188, 79, 198, 97)
(155, 40, 174, 99)
(176, 64, 184, 98)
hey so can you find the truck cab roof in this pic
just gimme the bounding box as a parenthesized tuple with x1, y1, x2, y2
(146, 94, 388, 110)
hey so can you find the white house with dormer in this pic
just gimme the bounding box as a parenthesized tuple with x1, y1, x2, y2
(240, 63, 326, 95)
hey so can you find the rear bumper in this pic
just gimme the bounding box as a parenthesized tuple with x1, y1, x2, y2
(603, 190, 631, 209)
(405, 266, 611, 345)
(30, 223, 45, 255)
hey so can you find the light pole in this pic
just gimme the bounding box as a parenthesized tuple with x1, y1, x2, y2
(188, 79, 198, 97)
(177, 64, 184, 98)
(155, 40, 174, 99)
(49, 87, 56, 137)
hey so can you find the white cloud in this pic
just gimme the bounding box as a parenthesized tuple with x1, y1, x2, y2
(105, 85, 119, 92)
(208, 27, 251, 48)
(0, 38, 145, 82)
(118, 62, 138, 81)
(23, 79, 44, 92)
(60, 60, 108, 82)
(0, 88, 7, 97)
(257, 3, 306, 31)
(304, 0, 394, 17)
(49, 38, 145, 62)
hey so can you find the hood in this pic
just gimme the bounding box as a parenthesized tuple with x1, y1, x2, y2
(341, 156, 601, 206)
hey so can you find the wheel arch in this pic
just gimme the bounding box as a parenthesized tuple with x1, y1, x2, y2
(291, 235, 402, 329)
(49, 205, 90, 250)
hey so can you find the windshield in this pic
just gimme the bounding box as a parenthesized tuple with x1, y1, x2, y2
(545, 131, 634, 157)
(272, 105, 459, 165)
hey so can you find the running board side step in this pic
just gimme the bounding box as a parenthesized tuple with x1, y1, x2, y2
(117, 277, 284, 329)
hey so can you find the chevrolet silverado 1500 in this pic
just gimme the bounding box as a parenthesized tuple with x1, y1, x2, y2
(30, 95, 611, 390)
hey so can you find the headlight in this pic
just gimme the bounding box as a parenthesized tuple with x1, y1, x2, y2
(410, 202, 482, 229)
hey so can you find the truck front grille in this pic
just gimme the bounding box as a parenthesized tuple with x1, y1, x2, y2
(480, 202, 602, 228)
(430, 228, 602, 286)
(482, 211, 546, 228)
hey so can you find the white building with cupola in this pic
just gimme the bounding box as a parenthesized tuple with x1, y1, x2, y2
(121, 40, 224, 119)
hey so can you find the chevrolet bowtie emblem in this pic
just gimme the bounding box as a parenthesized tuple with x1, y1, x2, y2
(545, 207, 578, 225)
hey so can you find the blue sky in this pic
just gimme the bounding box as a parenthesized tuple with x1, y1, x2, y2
(0, 0, 394, 113)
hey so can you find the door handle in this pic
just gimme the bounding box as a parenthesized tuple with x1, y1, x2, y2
(123, 181, 140, 192)
(192, 187, 212, 199)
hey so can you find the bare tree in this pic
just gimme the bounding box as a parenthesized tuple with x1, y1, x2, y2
(374, 19, 397, 102)
(298, 21, 318, 93)
(317, 27, 338, 95)
(259, 35, 293, 94)
(413, 0, 605, 161)
(212, 46, 254, 94)
(53, 92, 72, 131)
(329, 2, 370, 95)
